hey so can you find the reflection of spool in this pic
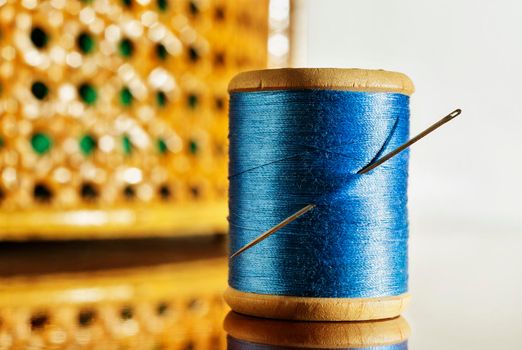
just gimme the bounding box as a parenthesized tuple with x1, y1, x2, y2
(226, 69, 415, 321)
(224, 312, 410, 349)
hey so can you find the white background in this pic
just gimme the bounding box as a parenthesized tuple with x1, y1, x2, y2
(297, 1, 522, 348)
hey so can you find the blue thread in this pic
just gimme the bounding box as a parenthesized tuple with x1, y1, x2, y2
(227, 336, 408, 350)
(228, 89, 409, 298)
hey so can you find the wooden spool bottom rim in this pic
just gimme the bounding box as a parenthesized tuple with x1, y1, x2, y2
(224, 287, 410, 321)
(224, 311, 410, 348)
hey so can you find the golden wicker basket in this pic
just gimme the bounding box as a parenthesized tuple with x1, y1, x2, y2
(0, 0, 273, 240)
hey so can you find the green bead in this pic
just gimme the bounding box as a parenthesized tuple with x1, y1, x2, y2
(30, 27, 48, 49)
(118, 38, 134, 58)
(77, 32, 95, 54)
(122, 135, 132, 155)
(0, 136, 4, 149)
(31, 133, 52, 155)
(156, 43, 168, 60)
(187, 94, 198, 109)
(156, 91, 167, 107)
(31, 81, 49, 100)
(157, 138, 168, 154)
(120, 87, 133, 106)
(122, 0, 132, 7)
(157, 0, 168, 11)
(188, 139, 198, 155)
(79, 134, 96, 156)
(78, 83, 97, 105)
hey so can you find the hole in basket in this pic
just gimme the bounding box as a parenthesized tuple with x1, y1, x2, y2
(33, 183, 53, 203)
(158, 184, 171, 200)
(78, 309, 96, 327)
(189, 185, 200, 199)
(120, 306, 133, 320)
(188, 1, 199, 16)
(30, 26, 49, 49)
(214, 97, 225, 111)
(31, 81, 49, 100)
(187, 298, 206, 313)
(188, 46, 200, 62)
(123, 185, 136, 200)
(214, 6, 225, 21)
(156, 302, 169, 316)
(214, 52, 225, 67)
(80, 182, 99, 202)
(30, 313, 49, 331)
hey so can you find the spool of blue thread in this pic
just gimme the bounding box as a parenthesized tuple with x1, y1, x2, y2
(226, 68, 415, 321)
(224, 311, 411, 349)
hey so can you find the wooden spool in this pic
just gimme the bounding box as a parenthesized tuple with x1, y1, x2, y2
(226, 68, 414, 321)
(224, 311, 410, 348)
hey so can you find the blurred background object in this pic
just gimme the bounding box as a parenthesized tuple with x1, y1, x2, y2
(0, 0, 278, 240)
(0, 0, 294, 348)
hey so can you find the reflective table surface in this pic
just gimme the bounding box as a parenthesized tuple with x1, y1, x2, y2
(0, 226, 519, 349)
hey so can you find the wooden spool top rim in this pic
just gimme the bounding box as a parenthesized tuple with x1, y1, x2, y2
(228, 68, 414, 95)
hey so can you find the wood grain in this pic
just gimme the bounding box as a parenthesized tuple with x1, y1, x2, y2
(224, 287, 410, 321)
(228, 68, 414, 95)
